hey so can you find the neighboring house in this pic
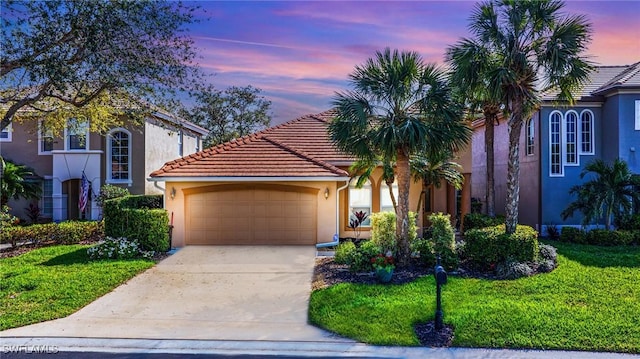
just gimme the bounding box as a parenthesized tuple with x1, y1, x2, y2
(150, 110, 472, 247)
(472, 62, 640, 231)
(0, 111, 207, 222)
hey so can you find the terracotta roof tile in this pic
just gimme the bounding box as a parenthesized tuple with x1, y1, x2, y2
(150, 110, 353, 179)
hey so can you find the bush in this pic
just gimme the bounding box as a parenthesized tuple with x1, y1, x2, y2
(463, 213, 504, 232)
(96, 184, 131, 207)
(104, 195, 169, 252)
(335, 241, 356, 265)
(463, 224, 539, 270)
(87, 237, 149, 260)
(1, 205, 19, 227)
(412, 238, 436, 268)
(0, 221, 104, 247)
(560, 227, 586, 244)
(428, 212, 458, 271)
(545, 224, 560, 240)
(587, 229, 635, 246)
(496, 260, 534, 280)
(370, 211, 418, 255)
(350, 240, 382, 272)
(616, 214, 640, 230)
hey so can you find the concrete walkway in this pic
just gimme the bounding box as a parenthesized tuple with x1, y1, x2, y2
(0, 246, 348, 342)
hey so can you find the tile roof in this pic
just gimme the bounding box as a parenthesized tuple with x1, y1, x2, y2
(150, 110, 353, 179)
(541, 62, 640, 101)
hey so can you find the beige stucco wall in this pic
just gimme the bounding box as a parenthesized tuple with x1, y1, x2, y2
(163, 180, 340, 247)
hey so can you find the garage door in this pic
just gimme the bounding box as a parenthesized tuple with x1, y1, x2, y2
(185, 184, 318, 245)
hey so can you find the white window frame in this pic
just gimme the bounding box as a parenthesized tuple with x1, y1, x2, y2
(0, 123, 12, 142)
(580, 110, 595, 155)
(564, 110, 579, 166)
(635, 100, 640, 131)
(178, 130, 183, 157)
(64, 118, 89, 151)
(41, 177, 53, 217)
(106, 128, 132, 185)
(380, 180, 399, 213)
(38, 120, 54, 155)
(526, 118, 535, 156)
(549, 111, 564, 177)
(348, 179, 372, 227)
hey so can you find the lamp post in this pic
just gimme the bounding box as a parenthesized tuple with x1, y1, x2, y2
(434, 255, 447, 330)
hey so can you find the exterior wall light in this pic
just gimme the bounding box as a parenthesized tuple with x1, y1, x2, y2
(170, 187, 177, 200)
(324, 187, 330, 199)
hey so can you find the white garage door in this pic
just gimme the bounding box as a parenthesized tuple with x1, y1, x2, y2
(185, 185, 317, 245)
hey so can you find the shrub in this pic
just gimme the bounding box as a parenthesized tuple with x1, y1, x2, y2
(335, 241, 356, 265)
(545, 224, 560, 240)
(56, 220, 104, 244)
(104, 195, 169, 252)
(496, 260, 534, 280)
(370, 211, 418, 255)
(96, 184, 131, 207)
(428, 212, 458, 271)
(412, 238, 436, 267)
(0, 220, 104, 247)
(463, 224, 539, 270)
(87, 237, 143, 260)
(463, 213, 503, 232)
(350, 240, 382, 272)
(559, 227, 586, 244)
(1, 205, 19, 228)
(616, 214, 640, 230)
(587, 229, 635, 246)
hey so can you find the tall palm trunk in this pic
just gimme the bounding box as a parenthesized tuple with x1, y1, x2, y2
(395, 149, 411, 266)
(505, 101, 524, 234)
(484, 105, 499, 217)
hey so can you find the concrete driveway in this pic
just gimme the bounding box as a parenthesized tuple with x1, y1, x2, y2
(1, 246, 348, 342)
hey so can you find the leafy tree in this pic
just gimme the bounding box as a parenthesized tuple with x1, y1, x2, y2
(562, 159, 640, 230)
(1, 157, 42, 206)
(329, 48, 471, 265)
(181, 85, 272, 148)
(1, 0, 202, 134)
(455, 0, 593, 233)
(446, 37, 503, 217)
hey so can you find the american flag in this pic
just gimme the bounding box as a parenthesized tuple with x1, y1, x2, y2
(79, 172, 89, 213)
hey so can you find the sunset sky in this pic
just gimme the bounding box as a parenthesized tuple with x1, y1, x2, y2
(186, 1, 640, 124)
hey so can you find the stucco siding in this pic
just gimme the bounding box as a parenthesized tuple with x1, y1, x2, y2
(616, 93, 640, 173)
(1, 121, 54, 178)
(144, 120, 181, 195)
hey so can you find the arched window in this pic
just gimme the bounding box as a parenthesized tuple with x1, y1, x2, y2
(349, 179, 372, 226)
(107, 129, 131, 184)
(580, 110, 594, 155)
(565, 111, 578, 165)
(380, 180, 399, 213)
(526, 118, 535, 155)
(549, 111, 563, 176)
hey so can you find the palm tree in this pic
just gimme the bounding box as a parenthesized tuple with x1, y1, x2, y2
(1, 157, 42, 206)
(329, 48, 471, 265)
(411, 151, 464, 213)
(446, 38, 503, 217)
(562, 159, 640, 230)
(456, 0, 593, 233)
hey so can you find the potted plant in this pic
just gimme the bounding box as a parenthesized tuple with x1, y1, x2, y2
(371, 254, 395, 283)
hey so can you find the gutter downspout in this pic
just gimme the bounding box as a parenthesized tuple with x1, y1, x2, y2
(153, 181, 166, 208)
(336, 179, 351, 236)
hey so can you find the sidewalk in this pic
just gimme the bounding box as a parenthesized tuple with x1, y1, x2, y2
(1, 337, 638, 358)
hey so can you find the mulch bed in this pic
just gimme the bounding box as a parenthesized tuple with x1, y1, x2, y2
(312, 257, 455, 347)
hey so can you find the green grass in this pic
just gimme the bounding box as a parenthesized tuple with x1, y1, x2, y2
(0, 245, 155, 330)
(309, 241, 640, 353)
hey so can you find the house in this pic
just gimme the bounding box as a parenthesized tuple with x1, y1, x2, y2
(471, 62, 640, 231)
(0, 111, 208, 222)
(149, 110, 472, 247)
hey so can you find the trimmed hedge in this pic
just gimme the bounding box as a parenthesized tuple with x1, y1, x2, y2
(334, 240, 382, 272)
(103, 195, 169, 252)
(370, 211, 418, 255)
(463, 213, 504, 232)
(559, 227, 639, 246)
(464, 224, 539, 270)
(0, 221, 104, 247)
(427, 212, 458, 271)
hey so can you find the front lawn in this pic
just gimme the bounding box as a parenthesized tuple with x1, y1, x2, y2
(309, 242, 640, 353)
(0, 245, 154, 330)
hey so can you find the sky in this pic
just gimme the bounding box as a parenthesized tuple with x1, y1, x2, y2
(186, 1, 640, 124)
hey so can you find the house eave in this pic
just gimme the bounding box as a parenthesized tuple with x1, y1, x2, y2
(147, 176, 352, 182)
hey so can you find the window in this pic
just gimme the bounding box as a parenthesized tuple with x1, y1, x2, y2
(580, 110, 594, 154)
(565, 111, 578, 165)
(39, 121, 53, 154)
(0, 123, 11, 142)
(635, 100, 640, 131)
(66, 118, 89, 150)
(41, 178, 53, 217)
(380, 181, 399, 213)
(107, 129, 131, 183)
(349, 179, 372, 226)
(549, 111, 563, 176)
(526, 118, 535, 155)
